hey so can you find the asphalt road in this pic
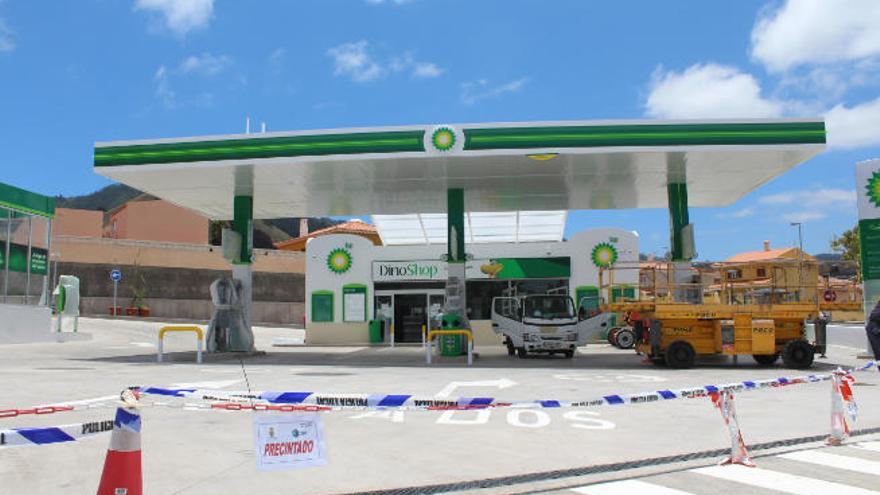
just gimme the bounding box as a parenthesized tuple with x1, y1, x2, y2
(1, 318, 878, 494)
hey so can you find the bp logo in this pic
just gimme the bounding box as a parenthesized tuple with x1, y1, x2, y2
(327, 247, 352, 274)
(591, 242, 618, 268)
(866, 170, 880, 208)
(432, 127, 456, 151)
(425, 125, 463, 154)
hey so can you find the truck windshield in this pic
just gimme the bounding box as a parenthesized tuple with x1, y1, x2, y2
(523, 296, 575, 320)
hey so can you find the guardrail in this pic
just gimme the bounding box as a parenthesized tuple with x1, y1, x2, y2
(425, 329, 474, 365)
(157, 326, 204, 364)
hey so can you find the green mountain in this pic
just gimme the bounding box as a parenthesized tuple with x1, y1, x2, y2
(56, 183, 144, 211)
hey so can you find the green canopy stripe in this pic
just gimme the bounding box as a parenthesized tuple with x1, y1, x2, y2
(94, 131, 426, 167)
(463, 122, 825, 150)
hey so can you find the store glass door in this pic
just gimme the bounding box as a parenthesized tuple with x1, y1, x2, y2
(394, 293, 426, 343)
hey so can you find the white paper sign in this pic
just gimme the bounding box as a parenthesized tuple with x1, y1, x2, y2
(344, 292, 366, 322)
(253, 413, 327, 471)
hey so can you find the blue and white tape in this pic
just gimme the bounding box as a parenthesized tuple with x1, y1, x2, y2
(0, 418, 114, 448)
(139, 362, 878, 412)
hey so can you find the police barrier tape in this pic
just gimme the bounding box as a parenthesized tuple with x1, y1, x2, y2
(2, 360, 876, 450)
(137, 360, 878, 412)
(0, 418, 115, 448)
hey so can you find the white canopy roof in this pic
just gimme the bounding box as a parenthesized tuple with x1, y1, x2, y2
(372, 210, 567, 245)
(93, 119, 826, 220)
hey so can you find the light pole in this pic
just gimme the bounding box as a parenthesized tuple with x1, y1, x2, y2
(790, 222, 804, 301)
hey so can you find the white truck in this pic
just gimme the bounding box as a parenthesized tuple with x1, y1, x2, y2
(491, 294, 611, 358)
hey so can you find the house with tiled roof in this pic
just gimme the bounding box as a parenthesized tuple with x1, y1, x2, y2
(718, 241, 817, 303)
(725, 241, 814, 263)
(275, 219, 381, 251)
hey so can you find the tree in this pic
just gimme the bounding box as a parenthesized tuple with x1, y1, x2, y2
(830, 225, 860, 278)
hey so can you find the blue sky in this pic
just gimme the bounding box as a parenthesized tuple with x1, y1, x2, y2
(1, 0, 879, 259)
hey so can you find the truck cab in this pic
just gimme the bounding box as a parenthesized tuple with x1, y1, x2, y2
(491, 294, 610, 358)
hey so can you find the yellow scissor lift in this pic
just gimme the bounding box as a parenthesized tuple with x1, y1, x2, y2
(596, 261, 861, 369)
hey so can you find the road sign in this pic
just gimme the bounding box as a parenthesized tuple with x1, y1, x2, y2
(110, 269, 122, 317)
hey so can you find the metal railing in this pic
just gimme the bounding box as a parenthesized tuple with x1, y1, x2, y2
(157, 326, 204, 364)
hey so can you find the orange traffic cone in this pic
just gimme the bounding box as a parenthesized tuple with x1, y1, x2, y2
(97, 392, 142, 495)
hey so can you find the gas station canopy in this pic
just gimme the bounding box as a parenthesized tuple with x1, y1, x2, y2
(93, 119, 825, 219)
(373, 210, 567, 245)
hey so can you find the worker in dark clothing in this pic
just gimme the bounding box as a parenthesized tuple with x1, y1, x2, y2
(866, 299, 880, 364)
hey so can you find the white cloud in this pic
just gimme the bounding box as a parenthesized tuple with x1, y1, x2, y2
(327, 41, 443, 82)
(751, 0, 880, 72)
(460, 77, 528, 105)
(0, 18, 13, 52)
(782, 211, 826, 223)
(717, 207, 756, 219)
(179, 53, 231, 76)
(270, 48, 285, 63)
(327, 41, 383, 83)
(134, 0, 214, 36)
(154, 65, 175, 107)
(825, 97, 880, 150)
(413, 62, 443, 78)
(759, 188, 856, 207)
(759, 188, 855, 224)
(645, 63, 784, 119)
(152, 53, 233, 108)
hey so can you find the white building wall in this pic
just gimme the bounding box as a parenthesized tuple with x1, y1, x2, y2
(305, 228, 639, 329)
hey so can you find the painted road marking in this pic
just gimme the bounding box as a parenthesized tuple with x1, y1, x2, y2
(553, 373, 667, 383)
(693, 464, 880, 495)
(434, 379, 517, 398)
(169, 379, 242, 389)
(36, 395, 118, 408)
(853, 441, 880, 453)
(571, 479, 693, 494)
(780, 450, 880, 476)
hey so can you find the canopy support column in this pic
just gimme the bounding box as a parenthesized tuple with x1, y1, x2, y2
(667, 182, 690, 262)
(443, 188, 469, 333)
(230, 194, 255, 351)
(667, 182, 699, 302)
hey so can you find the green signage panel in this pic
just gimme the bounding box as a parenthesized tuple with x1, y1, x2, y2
(30, 247, 48, 275)
(311, 290, 334, 323)
(859, 218, 880, 281)
(492, 257, 571, 279)
(0, 242, 48, 275)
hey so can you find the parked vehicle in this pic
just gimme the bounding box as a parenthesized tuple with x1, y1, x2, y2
(491, 294, 611, 358)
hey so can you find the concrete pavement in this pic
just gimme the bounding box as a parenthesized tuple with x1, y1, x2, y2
(0, 318, 878, 494)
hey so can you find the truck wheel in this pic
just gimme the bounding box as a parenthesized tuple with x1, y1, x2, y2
(607, 328, 620, 346)
(564, 350, 575, 359)
(782, 340, 814, 369)
(651, 356, 666, 366)
(517, 347, 528, 358)
(753, 353, 779, 366)
(664, 341, 696, 369)
(615, 328, 636, 349)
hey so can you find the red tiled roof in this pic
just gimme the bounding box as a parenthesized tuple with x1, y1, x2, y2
(275, 220, 378, 249)
(725, 247, 814, 263)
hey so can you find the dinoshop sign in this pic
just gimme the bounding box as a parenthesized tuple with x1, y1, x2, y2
(253, 414, 327, 471)
(372, 257, 571, 282)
